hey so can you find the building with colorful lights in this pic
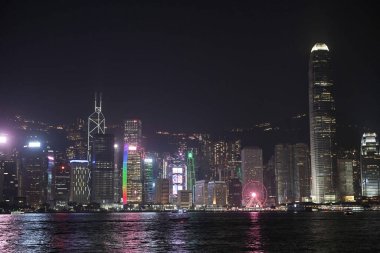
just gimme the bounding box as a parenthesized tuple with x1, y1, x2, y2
(123, 119, 143, 205)
(143, 157, 154, 205)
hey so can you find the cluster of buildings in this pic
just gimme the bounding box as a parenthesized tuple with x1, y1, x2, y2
(0, 43, 380, 212)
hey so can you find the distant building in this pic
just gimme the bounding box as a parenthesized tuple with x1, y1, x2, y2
(177, 190, 192, 209)
(66, 118, 87, 160)
(53, 164, 70, 208)
(20, 138, 48, 208)
(90, 134, 114, 207)
(0, 159, 18, 205)
(264, 156, 276, 205)
(227, 178, 242, 207)
(194, 180, 208, 207)
(207, 181, 227, 207)
(309, 43, 337, 203)
(143, 157, 154, 205)
(241, 147, 263, 197)
(360, 133, 380, 197)
(294, 143, 311, 202)
(275, 143, 310, 204)
(124, 119, 143, 205)
(153, 178, 169, 205)
(337, 159, 355, 202)
(69, 160, 90, 204)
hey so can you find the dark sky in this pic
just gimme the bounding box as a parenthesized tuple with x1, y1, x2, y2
(1, 1, 379, 133)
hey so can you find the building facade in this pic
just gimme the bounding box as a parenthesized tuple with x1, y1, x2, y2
(309, 43, 337, 203)
(69, 160, 90, 204)
(360, 133, 380, 197)
(90, 134, 114, 206)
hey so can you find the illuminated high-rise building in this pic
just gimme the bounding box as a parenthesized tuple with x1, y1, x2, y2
(20, 138, 48, 208)
(88, 93, 106, 161)
(0, 159, 18, 205)
(207, 181, 227, 207)
(124, 120, 142, 147)
(53, 164, 71, 208)
(194, 180, 208, 207)
(186, 150, 195, 192)
(275, 144, 297, 204)
(309, 43, 337, 203)
(90, 134, 114, 207)
(143, 157, 154, 205)
(66, 118, 87, 160)
(69, 160, 90, 204)
(241, 147, 263, 198)
(123, 119, 143, 205)
(360, 133, 380, 197)
(294, 143, 311, 202)
(274, 143, 310, 204)
(337, 158, 355, 202)
(227, 178, 242, 208)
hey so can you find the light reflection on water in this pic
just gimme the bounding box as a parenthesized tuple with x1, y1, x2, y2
(1, 212, 380, 252)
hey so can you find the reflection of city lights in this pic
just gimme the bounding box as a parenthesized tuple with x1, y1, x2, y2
(251, 192, 257, 198)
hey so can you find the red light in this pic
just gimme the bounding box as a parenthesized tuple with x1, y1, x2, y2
(61, 166, 64, 170)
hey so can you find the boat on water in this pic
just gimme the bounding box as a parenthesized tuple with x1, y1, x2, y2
(11, 211, 25, 215)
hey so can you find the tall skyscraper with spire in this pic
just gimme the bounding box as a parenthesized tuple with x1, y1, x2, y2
(87, 92, 106, 161)
(309, 43, 337, 203)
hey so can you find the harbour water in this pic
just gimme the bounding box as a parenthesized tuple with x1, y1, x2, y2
(1, 212, 380, 252)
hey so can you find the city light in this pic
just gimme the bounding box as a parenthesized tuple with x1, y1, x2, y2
(128, 145, 137, 151)
(251, 192, 257, 198)
(0, 135, 7, 144)
(144, 158, 153, 163)
(28, 141, 41, 148)
(48, 156, 54, 160)
(114, 144, 118, 149)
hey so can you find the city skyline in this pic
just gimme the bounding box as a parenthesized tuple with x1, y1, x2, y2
(0, 1, 379, 133)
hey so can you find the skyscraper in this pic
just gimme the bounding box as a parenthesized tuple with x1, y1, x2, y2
(275, 143, 310, 204)
(21, 138, 48, 208)
(123, 119, 143, 205)
(88, 93, 106, 161)
(241, 147, 263, 197)
(309, 43, 337, 203)
(275, 144, 297, 204)
(90, 134, 114, 207)
(53, 164, 71, 208)
(142, 157, 154, 205)
(360, 133, 380, 197)
(69, 160, 90, 204)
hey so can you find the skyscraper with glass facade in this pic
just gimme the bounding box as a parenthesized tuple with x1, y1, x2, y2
(123, 119, 143, 204)
(360, 133, 380, 197)
(309, 43, 337, 203)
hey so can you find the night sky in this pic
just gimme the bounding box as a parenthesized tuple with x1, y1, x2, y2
(1, 1, 379, 133)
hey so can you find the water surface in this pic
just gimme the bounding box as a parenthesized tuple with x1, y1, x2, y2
(1, 212, 379, 252)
